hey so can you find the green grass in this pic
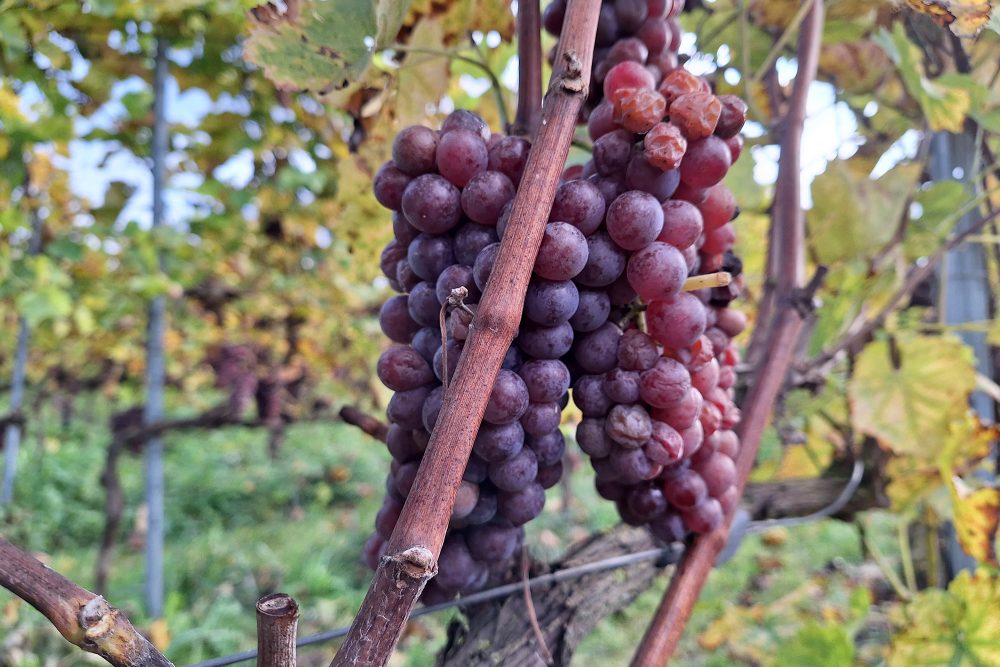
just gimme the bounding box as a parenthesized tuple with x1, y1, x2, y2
(0, 398, 894, 666)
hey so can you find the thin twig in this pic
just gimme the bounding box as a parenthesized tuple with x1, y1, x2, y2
(513, 0, 543, 136)
(522, 547, 554, 665)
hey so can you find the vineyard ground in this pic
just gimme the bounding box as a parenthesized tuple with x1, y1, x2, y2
(0, 394, 898, 666)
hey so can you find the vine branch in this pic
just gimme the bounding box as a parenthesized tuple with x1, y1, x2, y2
(0, 537, 173, 667)
(513, 0, 543, 136)
(630, 2, 825, 663)
(330, 1, 603, 665)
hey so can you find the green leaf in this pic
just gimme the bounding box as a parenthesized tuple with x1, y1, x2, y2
(848, 334, 977, 457)
(244, 0, 413, 92)
(773, 622, 854, 667)
(906, 180, 967, 260)
(16, 285, 73, 326)
(807, 160, 921, 265)
(889, 569, 1000, 667)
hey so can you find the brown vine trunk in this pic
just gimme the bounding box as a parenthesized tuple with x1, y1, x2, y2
(95, 440, 125, 594)
(438, 526, 670, 667)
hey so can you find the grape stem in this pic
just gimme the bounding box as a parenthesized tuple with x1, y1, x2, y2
(681, 271, 731, 291)
(330, 2, 604, 665)
(630, 2, 826, 664)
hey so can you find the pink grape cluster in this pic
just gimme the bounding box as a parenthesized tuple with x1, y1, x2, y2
(544, 0, 685, 118)
(367, 110, 571, 604)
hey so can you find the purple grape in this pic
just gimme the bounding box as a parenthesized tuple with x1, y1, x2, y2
(517, 322, 575, 360)
(454, 223, 499, 266)
(573, 321, 622, 374)
(393, 126, 439, 175)
(663, 468, 707, 509)
(377, 344, 435, 391)
(472, 242, 501, 291)
(521, 401, 562, 436)
(421, 385, 445, 432)
(466, 522, 520, 561)
(373, 162, 412, 210)
(441, 109, 490, 141)
(527, 429, 566, 466)
(484, 369, 530, 425)
(401, 174, 463, 234)
(593, 129, 634, 176)
(474, 421, 525, 462)
(489, 446, 538, 491)
(602, 367, 641, 403)
(407, 281, 441, 328)
(606, 190, 664, 251)
(573, 374, 613, 417)
(462, 171, 516, 225)
(640, 358, 691, 407)
(534, 222, 589, 281)
(524, 279, 580, 326)
(407, 233, 455, 281)
(497, 482, 546, 525)
(518, 359, 572, 403)
(410, 327, 440, 364)
(549, 179, 607, 236)
(435, 264, 481, 304)
(436, 128, 488, 187)
(576, 231, 627, 287)
(606, 403, 653, 448)
(379, 294, 422, 343)
(488, 136, 531, 185)
(570, 289, 612, 332)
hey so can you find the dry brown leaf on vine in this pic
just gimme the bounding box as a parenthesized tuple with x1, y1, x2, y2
(904, 0, 994, 37)
(948, 479, 1000, 566)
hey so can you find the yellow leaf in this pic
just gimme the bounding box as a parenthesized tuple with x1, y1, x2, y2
(949, 482, 1000, 565)
(848, 335, 976, 457)
(906, 0, 994, 38)
(148, 618, 170, 651)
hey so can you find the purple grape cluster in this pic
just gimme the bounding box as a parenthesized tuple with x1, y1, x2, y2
(367, 110, 570, 603)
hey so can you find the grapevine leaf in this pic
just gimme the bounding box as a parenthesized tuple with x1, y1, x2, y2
(848, 334, 976, 456)
(244, 0, 413, 92)
(948, 479, 1000, 566)
(889, 569, 1000, 667)
(773, 622, 854, 667)
(906, 180, 967, 260)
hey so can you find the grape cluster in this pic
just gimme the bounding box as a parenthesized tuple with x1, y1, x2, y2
(367, 109, 572, 603)
(541, 0, 749, 541)
(544, 0, 685, 119)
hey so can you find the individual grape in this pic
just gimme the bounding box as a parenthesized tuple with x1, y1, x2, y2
(639, 357, 691, 407)
(527, 430, 566, 467)
(604, 62, 656, 102)
(407, 281, 441, 328)
(420, 385, 445, 432)
(537, 461, 564, 488)
(549, 179, 607, 236)
(606, 403, 653, 448)
(587, 100, 617, 141)
(381, 240, 408, 284)
(410, 327, 439, 365)
(690, 357, 720, 396)
(613, 88, 667, 134)
(643, 420, 684, 464)
(625, 153, 680, 201)
(672, 180, 709, 204)
(377, 344, 435, 392)
(573, 374, 614, 417)
(452, 480, 481, 520)
(462, 487, 498, 525)
(488, 135, 531, 185)
(466, 522, 520, 561)
(658, 199, 704, 249)
(693, 450, 737, 498)
(517, 322, 575, 360)
(363, 534, 386, 570)
(716, 429, 739, 459)
(400, 174, 462, 234)
(609, 445, 660, 482)
(627, 484, 668, 521)
(386, 385, 432, 430)
(669, 92, 722, 139)
(393, 461, 420, 497)
(407, 233, 455, 281)
(603, 367, 641, 403)
(698, 184, 737, 231)
(643, 122, 687, 171)
(626, 241, 687, 302)
(373, 162, 412, 210)
(534, 222, 589, 280)
(432, 339, 464, 384)
(489, 446, 538, 492)
(576, 231, 628, 287)
(473, 420, 525, 463)
(393, 125, 439, 175)
(717, 486, 739, 515)
(715, 307, 747, 338)
(588, 172, 627, 207)
(715, 94, 748, 139)
(615, 0, 648, 32)
(454, 223, 499, 266)
(658, 68, 701, 106)
(461, 171, 516, 225)
(472, 241, 501, 291)
(682, 244, 699, 272)
(699, 401, 722, 437)
(497, 482, 546, 525)
(436, 128, 488, 187)
(524, 279, 580, 326)
(679, 420, 704, 458)
(607, 191, 665, 250)
(449, 305, 476, 341)
(396, 259, 421, 293)
(436, 534, 481, 591)
(463, 453, 490, 483)
(652, 387, 703, 431)
(518, 359, 572, 403)
(570, 288, 613, 332)
(374, 496, 403, 539)
(521, 401, 562, 436)
(618, 328, 660, 371)
(682, 497, 723, 533)
(484, 369, 530, 425)
(701, 222, 735, 255)
(647, 0, 671, 18)
(725, 134, 743, 163)
(593, 129, 634, 177)
(435, 264, 481, 305)
(595, 4, 620, 46)
(502, 345, 525, 371)
(637, 16, 668, 54)
(576, 418, 614, 457)
(392, 211, 420, 245)
(679, 136, 731, 188)
(649, 510, 686, 543)
(574, 321, 622, 374)
(663, 468, 707, 509)
(606, 36, 649, 67)
(379, 294, 421, 343)
(646, 293, 707, 349)
(441, 109, 490, 141)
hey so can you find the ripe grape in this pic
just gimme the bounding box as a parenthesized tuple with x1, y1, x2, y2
(535, 222, 589, 280)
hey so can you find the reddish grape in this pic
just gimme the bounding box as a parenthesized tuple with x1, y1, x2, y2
(626, 241, 687, 302)
(644, 122, 687, 171)
(613, 88, 667, 134)
(669, 92, 722, 139)
(604, 62, 656, 102)
(647, 293, 708, 349)
(679, 136, 731, 188)
(607, 191, 665, 250)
